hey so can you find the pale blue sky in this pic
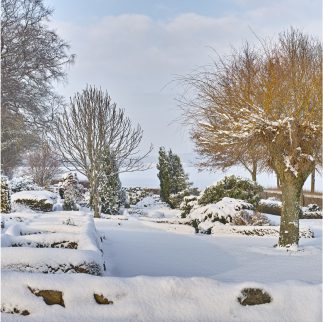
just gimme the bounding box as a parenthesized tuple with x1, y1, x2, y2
(45, 0, 322, 189)
(46, 0, 261, 22)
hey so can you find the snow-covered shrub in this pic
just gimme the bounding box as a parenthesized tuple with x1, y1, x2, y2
(1, 176, 11, 213)
(198, 175, 263, 207)
(125, 187, 149, 206)
(179, 195, 198, 218)
(168, 187, 200, 209)
(10, 176, 40, 193)
(186, 197, 270, 232)
(12, 190, 57, 212)
(59, 173, 84, 211)
(190, 197, 254, 223)
(301, 204, 322, 219)
(232, 211, 271, 226)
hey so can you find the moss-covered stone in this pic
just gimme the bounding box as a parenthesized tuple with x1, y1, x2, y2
(238, 288, 272, 306)
(28, 287, 65, 307)
(94, 293, 113, 305)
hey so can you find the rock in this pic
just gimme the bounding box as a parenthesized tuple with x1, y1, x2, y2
(28, 287, 65, 307)
(237, 288, 272, 306)
(94, 293, 113, 305)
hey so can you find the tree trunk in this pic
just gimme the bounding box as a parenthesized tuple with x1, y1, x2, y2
(278, 179, 303, 247)
(276, 173, 280, 188)
(89, 177, 100, 218)
(310, 169, 315, 193)
(251, 161, 257, 182)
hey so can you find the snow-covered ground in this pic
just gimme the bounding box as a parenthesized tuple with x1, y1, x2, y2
(1, 201, 322, 321)
(96, 216, 322, 283)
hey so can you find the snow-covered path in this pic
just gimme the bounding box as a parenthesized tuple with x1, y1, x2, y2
(95, 217, 322, 284)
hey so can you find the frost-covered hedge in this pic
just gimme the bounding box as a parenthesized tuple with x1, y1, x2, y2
(12, 191, 57, 212)
(302, 204, 322, 219)
(259, 199, 322, 219)
(258, 198, 282, 216)
(198, 176, 263, 207)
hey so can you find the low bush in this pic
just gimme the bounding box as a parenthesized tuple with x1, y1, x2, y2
(179, 195, 198, 218)
(168, 187, 200, 210)
(12, 191, 57, 212)
(13, 198, 53, 212)
(198, 175, 263, 207)
(301, 204, 322, 219)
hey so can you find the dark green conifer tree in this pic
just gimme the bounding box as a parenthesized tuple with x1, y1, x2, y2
(157, 147, 170, 202)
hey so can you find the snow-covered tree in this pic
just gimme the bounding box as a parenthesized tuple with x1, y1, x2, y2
(99, 150, 122, 215)
(51, 86, 151, 218)
(181, 28, 322, 247)
(1, 176, 11, 213)
(61, 173, 83, 211)
(157, 147, 191, 207)
(168, 150, 189, 194)
(157, 147, 170, 202)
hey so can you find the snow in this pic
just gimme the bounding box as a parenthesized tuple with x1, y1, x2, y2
(1, 199, 322, 321)
(283, 155, 298, 177)
(1, 271, 321, 322)
(1, 211, 104, 275)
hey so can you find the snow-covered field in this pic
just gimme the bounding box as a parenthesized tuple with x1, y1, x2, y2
(1, 200, 322, 321)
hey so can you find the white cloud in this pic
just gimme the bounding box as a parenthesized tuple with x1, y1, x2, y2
(49, 4, 321, 187)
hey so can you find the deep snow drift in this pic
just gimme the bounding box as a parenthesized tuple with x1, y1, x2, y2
(1, 204, 322, 321)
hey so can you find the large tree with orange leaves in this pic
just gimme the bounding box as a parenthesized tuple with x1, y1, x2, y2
(181, 28, 322, 247)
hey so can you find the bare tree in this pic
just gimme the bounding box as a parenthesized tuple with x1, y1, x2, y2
(180, 28, 322, 247)
(26, 142, 61, 187)
(51, 86, 151, 218)
(1, 0, 74, 174)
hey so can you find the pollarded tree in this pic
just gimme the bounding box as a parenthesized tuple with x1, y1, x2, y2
(52, 86, 151, 218)
(181, 28, 322, 247)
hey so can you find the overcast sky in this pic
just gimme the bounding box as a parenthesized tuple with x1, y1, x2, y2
(45, 0, 322, 189)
